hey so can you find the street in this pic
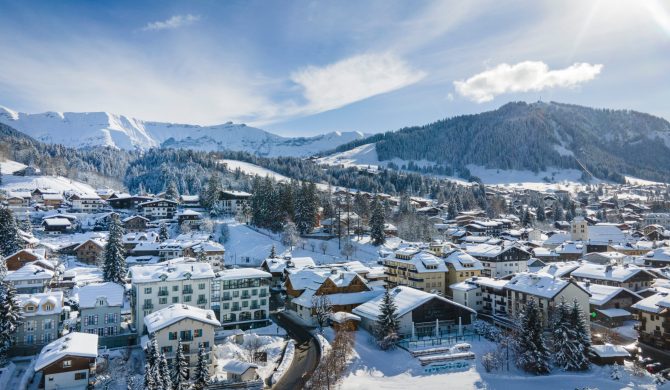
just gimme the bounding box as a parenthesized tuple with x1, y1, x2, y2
(272, 311, 321, 390)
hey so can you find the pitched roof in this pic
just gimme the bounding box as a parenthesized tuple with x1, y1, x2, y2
(505, 272, 576, 299)
(129, 261, 214, 283)
(75, 282, 124, 308)
(35, 332, 98, 371)
(144, 304, 220, 334)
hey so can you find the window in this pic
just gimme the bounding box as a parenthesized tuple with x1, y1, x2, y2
(63, 360, 72, 368)
(162, 346, 173, 354)
(194, 329, 203, 338)
(74, 372, 86, 380)
(159, 298, 167, 304)
(184, 295, 192, 302)
(199, 283, 205, 290)
(233, 291, 239, 298)
(144, 287, 152, 294)
(168, 332, 178, 340)
(172, 297, 179, 303)
(173, 285, 179, 292)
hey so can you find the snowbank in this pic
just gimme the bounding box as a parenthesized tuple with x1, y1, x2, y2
(270, 340, 295, 385)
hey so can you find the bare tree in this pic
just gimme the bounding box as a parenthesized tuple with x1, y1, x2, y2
(305, 326, 354, 390)
(319, 241, 328, 255)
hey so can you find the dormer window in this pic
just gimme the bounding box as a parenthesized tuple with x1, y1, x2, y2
(97, 299, 105, 306)
(25, 305, 36, 312)
(44, 304, 53, 311)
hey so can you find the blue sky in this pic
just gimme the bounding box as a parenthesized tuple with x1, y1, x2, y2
(0, 0, 668, 136)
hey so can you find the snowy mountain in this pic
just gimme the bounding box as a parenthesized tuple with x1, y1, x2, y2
(322, 101, 670, 183)
(0, 106, 366, 157)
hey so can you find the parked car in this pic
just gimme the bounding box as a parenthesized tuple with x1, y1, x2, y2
(646, 362, 663, 374)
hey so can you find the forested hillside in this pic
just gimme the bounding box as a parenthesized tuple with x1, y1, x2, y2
(327, 102, 670, 183)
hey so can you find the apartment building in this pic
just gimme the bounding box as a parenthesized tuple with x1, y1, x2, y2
(13, 291, 64, 354)
(69, 193, 106, 212)
(77, 282, 124, 342)
(128, 261, 215, 333)
(631, 287, 670, 350)
(211, 268, 271, 330)
(465, 244, 530, 278)
(383, 248, 449, 295)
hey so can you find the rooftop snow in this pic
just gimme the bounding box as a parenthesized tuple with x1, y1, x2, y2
(144, 304, 220, 334)
(35, 332, 99, 371)
(75, 282, 124, 308)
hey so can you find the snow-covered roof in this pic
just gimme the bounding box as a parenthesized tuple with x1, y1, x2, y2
(74, 237, 106, 251)
(591, 343, 630, 358)
(588, 225, 627, 245)
(42, 218, 71, 226)
(17, 291, 63, 317)
(5, 262, 55, 281)
(215, 268, 271, 280)
(444, 250, 483, 271)
(645, 247, 670, 263)
(505, 272, 575, 299)
(75, 282, 124, 308)
(596, 308, 631, 318)
(35, 332, 99, 371)
(329, 311, 361, 323)
(537, 261, 581, 278)
(464, 243, 529, 258)
(572, 263, 653, 283)
(292, 288, 382, 308)
(129, 262, 214, 283)
(579, 282, 642, 306)
(554, 241, 585, 255)
(144, 304, 220, 334)
(389, 250, 448, 273)
(287, 268, 364, 291)
(631, 289, 670, 313)
(222, 360, 258, 375)
(352, 286, 475, 320)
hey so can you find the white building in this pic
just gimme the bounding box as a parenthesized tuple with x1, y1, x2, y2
(70, 193, 106, 212)
(128, 261, 215, 333)
(35, 332, 98, 390)
(211, 268, 271, 329)
(144, 304, 220, 379)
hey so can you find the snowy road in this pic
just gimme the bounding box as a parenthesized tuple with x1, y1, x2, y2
(272, 312, 320, 390)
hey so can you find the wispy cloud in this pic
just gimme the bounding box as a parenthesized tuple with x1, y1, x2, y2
(142, 14, 200, 32)
(454, 61, 603, 103)
(290, 53, 425, 115)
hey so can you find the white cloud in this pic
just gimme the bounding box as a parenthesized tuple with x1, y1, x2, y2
(454, 61, 603, 103)
(142, 14, 200, 32)
(290, 53, 425, 114)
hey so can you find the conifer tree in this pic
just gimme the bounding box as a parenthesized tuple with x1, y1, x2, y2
(370, 197, 385, 246)
(165, 180, 179, 201)
(159, 223, 169, 242)
(192, 344, 209, 390)
(515, 298, 551, 374)
(0, 281, 22, 367)
(143, 362, 155, 390)
(172, 340, 188, 389)
(568, 298, 591, 370)
(551, 297, 583, 370)
(0, 207, 22, 257)
(375, 289, 399, 350)
(102, 214, 127, 284)
(269, 245, 277, 259)
(157, 352, 172, 390)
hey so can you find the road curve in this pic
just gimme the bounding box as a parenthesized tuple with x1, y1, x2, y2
(272, 312, 321, 390)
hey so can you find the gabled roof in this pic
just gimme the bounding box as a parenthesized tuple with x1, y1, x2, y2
(144, 304, 220, 334)
(222, 360, 258, 375)
(129, 261, 214, 283)
(352, 286, 475, 320)
(75, 282, 124, 309)
(572, 263, 655, 283)
(35, 332, 98, 371)
(579, 282, 642, 306)
(17, 291, 64, 317)
(505, 272, 581, 299)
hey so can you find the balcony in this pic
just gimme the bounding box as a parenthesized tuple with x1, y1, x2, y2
(182, 288, 194, 295)
(483, 297, 492, 303)
(197, 298, 207, 305)
(241, 294, 251, 300)
(231, 307, 241, 312)
(259, 292, 268, 298)
(143, 303, 154, 310)
(408, 277, 424, 282)
(158, 290, 169, 297)
(495, 300, 506, 306)
(222, 296, 232, 301)
(250, 305, 260, 310)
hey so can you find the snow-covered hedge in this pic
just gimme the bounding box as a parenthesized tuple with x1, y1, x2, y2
(270, 340, 295, 385)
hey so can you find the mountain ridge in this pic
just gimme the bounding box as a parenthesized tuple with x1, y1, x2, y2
(0, 105, 366, 157)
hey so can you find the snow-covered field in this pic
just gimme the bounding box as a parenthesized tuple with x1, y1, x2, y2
(339, 330, 660, 390)
(219, 159, 291, 183)
(1, 173, 97, 195)
(0, 159, 27, 174)
(222, 220, 398, 266)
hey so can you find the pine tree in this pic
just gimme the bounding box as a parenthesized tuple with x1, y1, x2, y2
(143, 362, 156, 390)
(269, 245, 277, 259)
(568, 298, 591, 371)
(515, 298, 551, 374)
(536, 205, 546, 222)
(172, 340, 189, 389)
(375, 289, 399, 350)
(157, 352, 172, 390)
(0, 207, 22, 257)
(192, 344, 210, 390)
(203, 172, 222, 210)
(159, 223, 169, 242)
(102, 214, 127, 284)
(165, 180, 179, 201)
(0, 281, 23, 367)
(370, 197, 385, 246)
(551, 297, 584, 371)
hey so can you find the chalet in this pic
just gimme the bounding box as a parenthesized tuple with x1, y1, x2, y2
(286, 267, 381, 325)
(5, 262, 55, 293)
(42, 193, 64, 209)
(138, 199, 178, 219)
(465, 243, 530, 278)
(179, 194, 200, 208)
(35, 332, 98, 390)
(123, 231, 159, 251)
(581, 282, 642, 327)
(107, 194, 153, 210)
(122, 215, 150, 232)
(6, 191, 31, 209)
(4, 248, 45, 271)
(217, 190, 251, 215)
(353, 286, 476, 338)
(260, 256, 316, 289)
(644, 213, 670, 229)
(74, 238, 106, 265)
(571, 264, 657, 292)
(177, 209, 202, 228)
(42, 218, 73, 234)
(643, 247, 670, 268)
(69, 193, 106, 212)
(443, 250, 484, 297)
(13, 165, 40, 176)
(590, 344, 630, 365)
